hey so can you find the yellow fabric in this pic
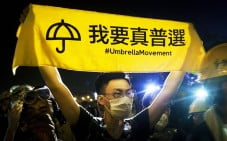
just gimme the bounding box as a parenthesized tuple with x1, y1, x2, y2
(12, 4, 205, 74)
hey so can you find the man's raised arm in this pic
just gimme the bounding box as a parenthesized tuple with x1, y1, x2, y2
(148, 71, 185, 127)
(39, 66, 80, 125)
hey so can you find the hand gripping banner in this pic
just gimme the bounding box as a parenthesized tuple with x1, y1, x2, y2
(12, 4, 205, 74)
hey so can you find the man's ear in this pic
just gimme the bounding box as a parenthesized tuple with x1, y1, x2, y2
(97, 95, 105, 105)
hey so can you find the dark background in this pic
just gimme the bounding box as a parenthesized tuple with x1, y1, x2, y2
(1, 0, 227, 94)
(1, 0, 227, 129)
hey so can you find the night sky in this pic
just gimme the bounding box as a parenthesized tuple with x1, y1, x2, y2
(1, 0, 227, 94)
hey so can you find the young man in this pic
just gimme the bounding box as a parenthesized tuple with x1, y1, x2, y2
(188, 43, 227, 141)
(39, 66, 185, 141)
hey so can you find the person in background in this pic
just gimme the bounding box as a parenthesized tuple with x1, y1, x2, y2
(4, 85, 76, 141)
(148, 106, 176, 141)
(185, 98, 209, 141)
(188, 42, 227, 141)
(188, 99, 209, 126)
(143, 91, 186, 141)
(0, 90, 12, 141)
(3, 84, 33, 141)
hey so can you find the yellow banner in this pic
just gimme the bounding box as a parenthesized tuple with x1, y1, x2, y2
(12, 4, 205, 74)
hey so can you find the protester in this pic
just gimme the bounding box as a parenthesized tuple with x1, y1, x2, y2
(188, 99, 209, 126)
(148, 106, 176, 141)
(4, 85, 76, 141)
(185, 98, 209, 141)
(0, 90, 12, 141)
(4, 84, 34, 141)
(18, 5, 187, 140)
(143, 91, 187, 141)
(188, 42, 227, 141)
(39, 66, 185, 141)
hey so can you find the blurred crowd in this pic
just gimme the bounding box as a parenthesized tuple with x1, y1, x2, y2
(0, 82, 217, 141)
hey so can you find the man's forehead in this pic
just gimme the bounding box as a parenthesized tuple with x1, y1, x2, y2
(107, 79, 130, 86)
(108, 78, 130, 84)
(104, 80, 131, 91)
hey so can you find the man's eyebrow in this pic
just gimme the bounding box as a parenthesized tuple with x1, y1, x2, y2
(112, 89, 122, 91)
(113, 88, 132, 91)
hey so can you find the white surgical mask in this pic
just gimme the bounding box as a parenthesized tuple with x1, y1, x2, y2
(106, 96, 133, 120)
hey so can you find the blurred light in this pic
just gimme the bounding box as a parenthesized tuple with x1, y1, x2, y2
(93, 92, 98, 100)
(89, 98, 93, 102)
(145, 83, 161, 94)
(81, 96, 85, 101)
(86, 95, 90, 99)
(195, 88, 208, 99)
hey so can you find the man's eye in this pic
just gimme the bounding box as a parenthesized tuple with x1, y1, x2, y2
(113, 92, 122, 97)
(113, 92, 121, 95)
(114, 91, 120, 93)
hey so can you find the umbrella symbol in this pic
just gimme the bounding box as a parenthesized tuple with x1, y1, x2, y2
(46, 19, 81, 53)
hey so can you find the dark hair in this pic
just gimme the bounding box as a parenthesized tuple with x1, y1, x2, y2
(95, 72, 131, 94)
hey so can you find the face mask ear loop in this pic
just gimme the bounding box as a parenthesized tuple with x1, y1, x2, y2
(100, 96, 111, 118)
(104, 104, 111, 115)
